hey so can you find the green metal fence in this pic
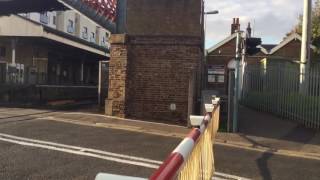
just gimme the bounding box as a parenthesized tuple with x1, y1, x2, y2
(241, 61, 320, 130)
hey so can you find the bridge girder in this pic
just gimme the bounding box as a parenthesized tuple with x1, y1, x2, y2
(0, 0, 117, 33)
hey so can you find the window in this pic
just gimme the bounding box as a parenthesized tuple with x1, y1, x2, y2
(67, 19, 74, 33)
(101, 36, 106, 46)
(90, 32, 95, 43)
(0, 47, 6, 58)
(208, 66, 225, 83)
(52, 15, 57, 25)
(82, 27, 88, 39)
(40, 12, 49, 24)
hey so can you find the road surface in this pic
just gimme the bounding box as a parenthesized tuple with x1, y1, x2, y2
(0, 107, 319, 180)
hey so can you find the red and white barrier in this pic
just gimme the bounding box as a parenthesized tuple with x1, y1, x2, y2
(149, 113, 212, 180)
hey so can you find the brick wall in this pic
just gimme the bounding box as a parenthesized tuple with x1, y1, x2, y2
(270, 39, 319, 61)
(125, 0, 202, 36)
(271, 40, 302, 60)
(106, 34, 201, 124)
(105, 35, 129, 118)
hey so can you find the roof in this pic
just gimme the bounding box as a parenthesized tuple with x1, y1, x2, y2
(269, 33, 316, 54)
(261, 44, 277, 51)
(207, 33, 237, 54)
(207, 33, 272, 55)
(259, 44, 277, 54)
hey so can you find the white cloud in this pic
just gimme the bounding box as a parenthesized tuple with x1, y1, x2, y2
(205, 0, 307, 48)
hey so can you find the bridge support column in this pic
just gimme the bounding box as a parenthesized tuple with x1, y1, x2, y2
(105, 34, 129, 118)
(105, 0, 203, 124)
(106, 34, 201, 124)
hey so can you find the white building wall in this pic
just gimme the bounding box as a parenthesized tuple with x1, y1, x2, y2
(20, 12, 57, 29)
(20, 10, 110, 48)
(79, 15, 97, 42)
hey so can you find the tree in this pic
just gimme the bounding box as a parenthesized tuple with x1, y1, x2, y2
(291, 0, 320, 53)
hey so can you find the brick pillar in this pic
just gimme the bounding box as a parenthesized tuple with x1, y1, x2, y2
(106, 34, 201, 125)
(105, 34, 129, 118)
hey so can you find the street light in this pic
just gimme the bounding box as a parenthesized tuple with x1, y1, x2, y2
(202, 9, 219, 89)
(204, 10, 219, 50)
(204, 10, 219, 15)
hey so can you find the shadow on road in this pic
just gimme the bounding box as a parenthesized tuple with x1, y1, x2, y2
(256, 151, 274, 180)
(237, 135, 275, 180)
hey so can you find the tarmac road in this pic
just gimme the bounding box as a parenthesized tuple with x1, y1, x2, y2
(0, 107, 319, 180)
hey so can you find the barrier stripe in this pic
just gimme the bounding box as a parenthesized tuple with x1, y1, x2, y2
(149, 153, 184, 180)
(203, 113, 211, 127)
(172, 138, 195, 160)
(187, 129, 201, 142)
(199, 123, 206, 134)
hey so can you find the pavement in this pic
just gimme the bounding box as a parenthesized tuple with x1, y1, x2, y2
(236, 106, 320, 158)
(0, 106, 319, 180)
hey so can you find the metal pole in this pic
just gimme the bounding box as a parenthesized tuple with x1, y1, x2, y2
(98, 60, 102, 106)
(80, 60, 84, 84)
(233, 31, 242, 133)
(228, 70, 234, 132)
(240, 33, 246, 99)
(11, 39, 16, 65)
(300, 0, 312, 93)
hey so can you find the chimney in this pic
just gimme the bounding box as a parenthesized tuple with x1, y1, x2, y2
(231, 18, 240, 34)
(246, 22, 252, 38)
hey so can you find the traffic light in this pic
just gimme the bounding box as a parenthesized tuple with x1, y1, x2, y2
(245, 37, 262, 55)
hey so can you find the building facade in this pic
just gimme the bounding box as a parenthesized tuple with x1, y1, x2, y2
(0, 11, 110, 104)
(20, 10, 110, 48)
(206, 19, 319, 101)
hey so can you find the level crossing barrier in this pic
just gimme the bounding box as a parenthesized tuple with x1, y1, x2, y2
(150, 97, 220, 180)
(96, 97, 221, 180)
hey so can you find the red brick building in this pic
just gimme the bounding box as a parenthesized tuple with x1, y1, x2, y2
(106, 0, 203, 125)
(206, 19, 319, 97)
(205, 18, 268, 96)
(267, 33, 318, 62)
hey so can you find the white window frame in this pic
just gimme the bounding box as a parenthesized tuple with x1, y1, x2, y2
(82, 26, 88, 39)
(67, 19, 74, 33)
(208, 66, 225, 83)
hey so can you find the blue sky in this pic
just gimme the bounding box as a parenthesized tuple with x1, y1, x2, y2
(205, 0, 311, 49)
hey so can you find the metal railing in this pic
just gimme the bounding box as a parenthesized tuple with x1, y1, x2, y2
(150, 98, 220, 180)
(241, 61, 320, 129)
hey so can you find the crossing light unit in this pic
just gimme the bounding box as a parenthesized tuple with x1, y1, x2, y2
(245, 37, 262, 55)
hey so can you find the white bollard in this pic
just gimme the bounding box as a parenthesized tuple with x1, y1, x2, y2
(212, 97, 220, 105)
(189, 115, 205, 127)
(95, 173, 147, 180)
(205, 104, 214, 113)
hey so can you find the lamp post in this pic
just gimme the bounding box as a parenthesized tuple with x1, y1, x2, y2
(202, 9, 219, 90)
(204, 10, 219, 49)
(300, 0, 312, 93)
